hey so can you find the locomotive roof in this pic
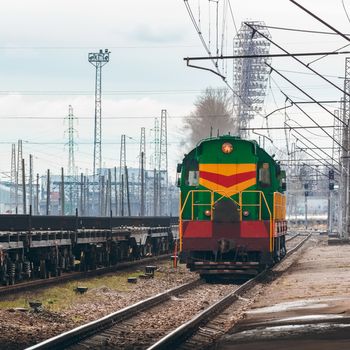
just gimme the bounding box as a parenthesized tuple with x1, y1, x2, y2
(183, 135, 277, 164)
(195, 135, 258, 148)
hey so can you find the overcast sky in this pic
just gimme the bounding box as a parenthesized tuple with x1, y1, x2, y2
(0, 0, 349, 178)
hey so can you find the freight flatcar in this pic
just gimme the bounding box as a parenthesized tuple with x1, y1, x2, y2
(177, 135, 287, 277)
(0, 215, 177, 285)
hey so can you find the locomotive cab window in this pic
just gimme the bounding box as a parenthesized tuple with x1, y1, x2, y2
(183, 158, 199, 186)
(259, 163, 271, 186)
(188, 171, 199, 186)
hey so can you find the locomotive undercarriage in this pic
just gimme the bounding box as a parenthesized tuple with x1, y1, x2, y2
(185, 236, 286, 279)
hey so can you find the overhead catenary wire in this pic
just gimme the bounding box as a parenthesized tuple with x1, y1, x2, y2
(259, 24, 350, 36)
(342, 0, 350, 25)
(296, 146, 339, 173)
(227, 0, 238, 35)
(268, 76, 335, 139)
(183, 0, 267, 120)
(267, 63, 346, 127)
(245, 22, 350, 100)
(283, 93, 345, 151)
(290, 0, 350, 44)
(290, 127, 341, 166)
(295, 160, 330, 177)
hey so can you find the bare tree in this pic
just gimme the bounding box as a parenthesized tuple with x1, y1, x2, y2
(183, 87, 237, 149)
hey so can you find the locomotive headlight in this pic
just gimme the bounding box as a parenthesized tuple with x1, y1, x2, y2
(243, 210, 250, 217)
(222, 142, 233, 154)
(204, 210, 211, 217)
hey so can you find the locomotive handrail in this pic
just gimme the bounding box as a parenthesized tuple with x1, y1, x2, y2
(239, 190, 273, 252)
(212, 190, 240, 207)
(180, 190, 275, 253)
(180, 190, 272, 222)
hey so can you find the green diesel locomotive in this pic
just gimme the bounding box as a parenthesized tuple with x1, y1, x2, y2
(177, 135, 287, 277)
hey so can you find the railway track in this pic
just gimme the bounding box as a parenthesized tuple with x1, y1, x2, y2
(27, 233, 311, 350)
(150, 233, 311, 350)
(285, 232, 300, 242)
(26, 278, 203, 350)
(0, 254, 170, 297)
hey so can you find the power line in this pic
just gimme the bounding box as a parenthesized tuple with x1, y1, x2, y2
(184, 50, 350, 60)
(261, 24, 350, 36)
(242, 125, 334, 131)
(267, 63, 346, 127)
(342, 0, 350, 25)
(246, 23, 350, 100)
(0, 89, 214, 96)
(290, 0, 350, 43)
(0, 45, 199, 50)
(227, 0, 238, 35)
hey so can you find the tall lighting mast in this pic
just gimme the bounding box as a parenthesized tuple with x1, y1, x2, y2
(88, 49, 110, 176)
(233, 22, 271, 138)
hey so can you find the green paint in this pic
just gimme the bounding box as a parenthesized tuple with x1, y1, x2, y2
(179, 135, 285, 221)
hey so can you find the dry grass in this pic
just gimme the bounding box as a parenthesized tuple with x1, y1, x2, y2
(0, 267, 165, 312)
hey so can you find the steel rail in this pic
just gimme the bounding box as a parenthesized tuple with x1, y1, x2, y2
(285, 233, 300, 242)
(25, 278, 202, 350)
(147, 233, 311, 350)
(0, 254, 171, 297)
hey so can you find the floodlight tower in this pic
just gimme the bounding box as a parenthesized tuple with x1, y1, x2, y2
(88, 49, 110, 176)
(233, 22, 271, 138)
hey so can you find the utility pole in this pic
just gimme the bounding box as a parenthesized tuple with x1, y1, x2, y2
(100, 175, 105, 216)
(119, 135, 126, 216)
(125, 167, 131, 216)
(35, 173, 39, 215)
(60, 167, 65, 215)
(343, 57, 350, 239)
(17, 140, 23, 213)
(152, 118, 160, 215)
(330, 109, 341, 234)
(22, 158, 26, 215)
(121, 174, 124, 216)
(88, 49, 110, 215)
(66, 105, 77, 176)
(107, 169, 112, 216)
(29, 154, 33, 213)
(153, 168, 158, 216)
(46, 169, 50, 216)
(65, 105, 77, 215)
(139, 127, 146, 216)
(10, 144, 16, 213)
(80, 173, 84, 216)
(114, 166, 118, 216)
(140, 152, 145, 216)
(159, 109, 168, 216)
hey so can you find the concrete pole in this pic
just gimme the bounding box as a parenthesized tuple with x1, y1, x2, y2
(35, 173, 39, 215)
(60, 167, 65, 215)
(22, 158, 26, 215)
(141, 152, 145, 216)
(46, 169, 50, 216)
(80, 173, 84, 216)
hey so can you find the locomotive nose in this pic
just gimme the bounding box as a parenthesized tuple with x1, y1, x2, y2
(212, 198, 240, 223)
